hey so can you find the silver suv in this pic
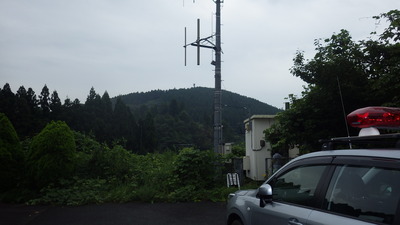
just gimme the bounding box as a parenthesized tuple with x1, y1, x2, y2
(226, 107, 400, 225)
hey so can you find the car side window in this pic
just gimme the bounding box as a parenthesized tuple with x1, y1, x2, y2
(269, 165, 327, 207)
(324, 165, 400, 224)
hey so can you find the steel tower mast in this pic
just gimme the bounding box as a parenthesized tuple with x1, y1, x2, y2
(213, 0, 222, 154)
(184, 0, 223, 153)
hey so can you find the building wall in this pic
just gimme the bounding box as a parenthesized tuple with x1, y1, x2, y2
(244, 115, 275, 181)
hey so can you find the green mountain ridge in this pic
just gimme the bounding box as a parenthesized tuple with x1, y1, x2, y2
(116, 87, 280, 117)
(114, 87, 281, 147)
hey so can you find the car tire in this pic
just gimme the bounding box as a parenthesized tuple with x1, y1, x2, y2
(231, 219, 243, 225)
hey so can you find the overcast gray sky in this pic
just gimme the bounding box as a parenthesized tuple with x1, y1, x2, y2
(0, 0, 397, 108)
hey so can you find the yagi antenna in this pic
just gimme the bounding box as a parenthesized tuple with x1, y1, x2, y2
(184, 27, 187, 66)
(183, 19, 216, 66)
(184, 19, 202, 66)
(197, 19, 200, 65)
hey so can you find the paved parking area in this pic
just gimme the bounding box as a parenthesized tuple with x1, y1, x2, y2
(1, 202, 227, 225)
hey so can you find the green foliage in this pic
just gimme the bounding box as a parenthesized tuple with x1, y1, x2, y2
(27, 176, 139, 206)
(28, 178, 109, 205)
(132, 151, 177, 202)
(119, 87, 280, 149)
(27, 121, 77, 189)
(364, 10, 400, 106)
(85, 144, 136, 181)
(137, 113, 157, 153)
(39, 85, 51, 115)
(0, 113, 23, 191)
(373, 10, 400, 42)
(112, 97, 138, 151)
(266, 10, 400, 153)
(168, 148, 225, 201)
(74, 131, 101, 154)
(231, 143, 245, 157)
(104, 145, 136, 179)
(1, 83, 280, 153)
(0, 74, 279, 205)
(223, 143, 246, 161)
(4, 131, 240, 205)
(25, 144, 234, 205)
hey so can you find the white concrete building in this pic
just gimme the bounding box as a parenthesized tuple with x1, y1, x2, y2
(243, 115, 275, 181)
(243, 115, 299, 181)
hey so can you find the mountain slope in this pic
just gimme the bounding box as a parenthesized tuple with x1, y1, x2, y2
(117, 87, 280, 118)
(115, 87, 281, 147)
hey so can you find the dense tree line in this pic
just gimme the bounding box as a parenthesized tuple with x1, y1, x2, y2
(2, 84, 258, 152)
(265, 10, 400, 153)
(0, 82, 278, 153)
(0, 83, 279, 153)
(0, 85, 158, 153)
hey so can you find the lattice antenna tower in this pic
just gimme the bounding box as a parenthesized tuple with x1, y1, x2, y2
(183, 0, 223, 154)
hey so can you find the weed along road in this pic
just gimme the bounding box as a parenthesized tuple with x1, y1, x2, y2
(1, 202, 226, 225)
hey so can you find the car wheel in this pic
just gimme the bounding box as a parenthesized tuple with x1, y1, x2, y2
(231, 219, 243, 225)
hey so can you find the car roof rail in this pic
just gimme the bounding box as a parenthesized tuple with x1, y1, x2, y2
(320, 133, 400, 150)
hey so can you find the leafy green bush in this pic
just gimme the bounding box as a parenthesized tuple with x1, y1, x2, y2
(174, 148, 223, 188)
(132, 151, 177, 202)
(27, 121, 76, 189)
(0, 113, 23, 191)
(28, 177, 108, 205)
(86, 144, 136, 181)
(74, 131, 101, 155)
(21, 131, 237, 204)
(73, 131, 101, 178)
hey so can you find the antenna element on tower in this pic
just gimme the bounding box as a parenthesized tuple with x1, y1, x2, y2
(183, 0, 223, 154)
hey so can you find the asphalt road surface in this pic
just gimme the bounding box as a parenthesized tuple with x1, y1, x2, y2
(1, 202, 227, 225)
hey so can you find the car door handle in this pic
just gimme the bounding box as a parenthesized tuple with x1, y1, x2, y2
(288, 218, 303, 225)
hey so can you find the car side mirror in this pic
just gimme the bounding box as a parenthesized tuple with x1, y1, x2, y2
(257, 184, 273, 208)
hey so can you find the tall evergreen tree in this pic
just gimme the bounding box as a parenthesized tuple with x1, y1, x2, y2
(113, 97, 137, 151)
(14, 86, 32, 138)
(101, 91, 113, 116)
(138, 112, 157, 153)
(50, 90, 62, 119)
(85, 87, 99, 106)
(63, 97, 73, 108)
(39, 85, 50, 115)
(26, 88, 38, 112)
(16, 86, 27, 98)
(169, 99, 179, 117)
(0, 83, 16, 121)
(63, 98, 84, 132)
(95, 91, 113, 144)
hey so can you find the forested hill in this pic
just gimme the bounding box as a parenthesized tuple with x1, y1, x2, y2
(113, 87, 281, 150)
(116, 87, 280, 126)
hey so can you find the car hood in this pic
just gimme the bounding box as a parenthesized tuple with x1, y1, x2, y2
(234, 189, 257, 197)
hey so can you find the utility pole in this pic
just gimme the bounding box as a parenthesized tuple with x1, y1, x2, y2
(213, 0, 222, 154)
(184, 0, 223, 154)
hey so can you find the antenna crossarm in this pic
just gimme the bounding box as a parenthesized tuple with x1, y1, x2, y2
(184, 34, 216, 50)
(191, 43, 215, 50)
